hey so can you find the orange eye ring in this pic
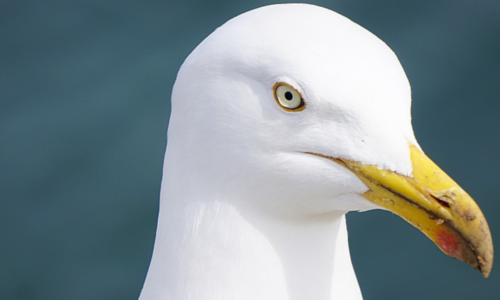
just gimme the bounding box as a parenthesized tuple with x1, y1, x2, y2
(273, 82, 305, 111)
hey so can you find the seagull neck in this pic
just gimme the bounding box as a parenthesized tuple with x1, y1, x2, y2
(140, 166, 362, 300)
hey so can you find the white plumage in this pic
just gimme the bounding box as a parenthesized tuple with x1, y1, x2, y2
(138, 4, 493, 300)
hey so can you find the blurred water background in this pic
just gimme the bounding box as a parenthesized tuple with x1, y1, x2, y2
(1, 1, 500, 299)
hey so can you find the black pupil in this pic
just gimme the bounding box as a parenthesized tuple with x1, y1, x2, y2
(284, 91, 293, 101)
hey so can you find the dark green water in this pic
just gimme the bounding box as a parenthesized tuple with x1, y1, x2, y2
(1, 1, 499, 299)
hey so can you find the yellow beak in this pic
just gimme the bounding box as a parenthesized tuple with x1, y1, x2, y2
(323, 145, 493, 277)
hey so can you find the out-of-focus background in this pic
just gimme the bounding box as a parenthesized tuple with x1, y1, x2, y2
(1, 1, 499, 299)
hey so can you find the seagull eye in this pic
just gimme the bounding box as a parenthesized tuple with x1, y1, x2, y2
(273, 83, 305, 111)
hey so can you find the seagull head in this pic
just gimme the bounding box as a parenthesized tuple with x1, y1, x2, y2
(167, 4, 492, 276)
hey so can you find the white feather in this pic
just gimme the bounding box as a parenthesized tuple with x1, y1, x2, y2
(140, 4, 418, 300)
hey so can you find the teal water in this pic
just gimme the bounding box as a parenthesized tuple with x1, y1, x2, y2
(1, 1, 499, 299)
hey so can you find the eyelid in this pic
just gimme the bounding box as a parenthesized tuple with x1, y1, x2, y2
(273, 82, 306, 112)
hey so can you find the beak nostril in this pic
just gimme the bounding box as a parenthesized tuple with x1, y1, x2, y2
(430, 194, 451, 208)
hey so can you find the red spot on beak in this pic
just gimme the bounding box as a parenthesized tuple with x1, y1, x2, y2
(437, 229, 462, 259)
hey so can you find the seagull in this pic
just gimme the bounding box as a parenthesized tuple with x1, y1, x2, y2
(139, 4, 493, 300)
